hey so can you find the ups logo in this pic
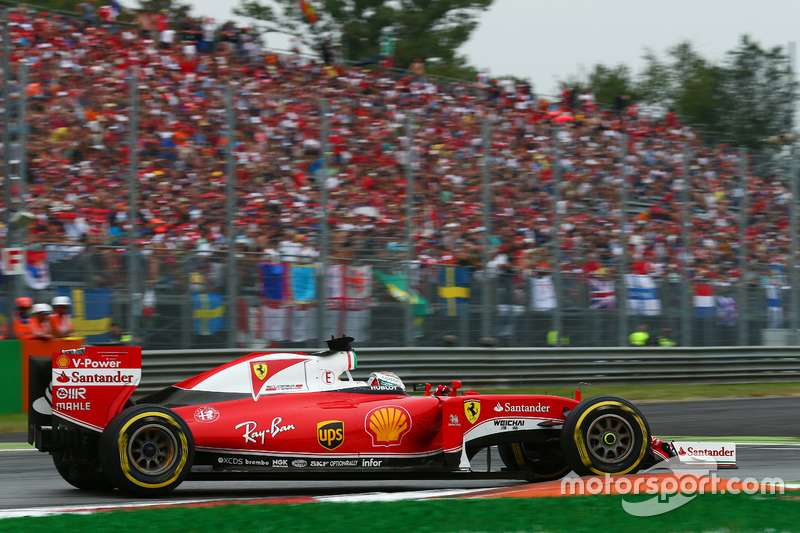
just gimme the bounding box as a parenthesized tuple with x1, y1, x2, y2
(317, 420, 344, 450)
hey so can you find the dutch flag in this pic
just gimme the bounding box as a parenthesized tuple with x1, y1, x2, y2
(694, 283, 716, 319)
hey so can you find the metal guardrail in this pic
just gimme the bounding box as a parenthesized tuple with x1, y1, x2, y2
(137, 347, 800, 395)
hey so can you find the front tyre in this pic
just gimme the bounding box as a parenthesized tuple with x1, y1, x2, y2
(100, 405, 194, 496)
(560, 396, 650, 476)
(498, 441, 571, 482)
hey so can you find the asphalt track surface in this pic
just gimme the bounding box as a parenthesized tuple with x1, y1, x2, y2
(1, 397, 798, 514)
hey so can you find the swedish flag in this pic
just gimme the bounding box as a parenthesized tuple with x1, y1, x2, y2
(438, 266, 471, 317)
(55, 287, 112, 343)
(192, 294, 226, 336)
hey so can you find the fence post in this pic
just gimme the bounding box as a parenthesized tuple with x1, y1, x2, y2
(318, 99, 330, 342)
(404, 113, 415, 346)
(681, 143, 692, 346)
(127, 71, 140, 341)
(618, 134, 628, 347)
(224, 85, 238, 347)
(739, 148, 749, 345)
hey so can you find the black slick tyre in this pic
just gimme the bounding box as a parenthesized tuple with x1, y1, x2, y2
(560, 395, 650, 476)
(498, 441, 571, 482)
(52, 451, 114, 491)
(99, 405, 194, 496)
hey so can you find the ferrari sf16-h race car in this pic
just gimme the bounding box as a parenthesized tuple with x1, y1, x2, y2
(28, 336, 679, 496)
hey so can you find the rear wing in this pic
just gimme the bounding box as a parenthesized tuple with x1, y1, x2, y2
(28, 346, 142, 450)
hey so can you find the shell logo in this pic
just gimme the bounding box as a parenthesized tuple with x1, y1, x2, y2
(56, 355, 70, 369)
(365, 406, 411, 446)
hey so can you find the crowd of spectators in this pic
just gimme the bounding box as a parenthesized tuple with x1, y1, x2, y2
(0, 4, 793, 292)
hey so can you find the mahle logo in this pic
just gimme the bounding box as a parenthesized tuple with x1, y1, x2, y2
(317, 420, 344, 450)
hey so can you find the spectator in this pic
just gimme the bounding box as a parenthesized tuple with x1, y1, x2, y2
(109, 322, 133, 344)
(409, 58, 426, 80)
(319, 38, 333, 65)
(50, 296, 75, 339)
(546, 329, 570, 347)
(656, 327, 678, 346)
(12, 297, 36, 341)
(629, 324, 650, 347)
(30, 304, 54, 340)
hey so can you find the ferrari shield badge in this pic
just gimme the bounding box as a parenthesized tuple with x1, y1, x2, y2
(464, 399, 481, 424)
(250, 361, 269, 400)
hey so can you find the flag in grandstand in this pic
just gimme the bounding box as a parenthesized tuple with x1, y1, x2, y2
(625, 274, 661, 316)
(693, 283, 716, 319)
(24, 250, 50, 290)
(438, 266, 471, 316)
(55, 287, 111, 343)
(327, 264, 371, 342)
(530, 274, 556, 311)
(588, 277, 616, 309)
(717, 296, 738, 327)
(764, 280, 783, 329)
(375, 271, 431, 316)
(290, 263, 317, 342)
(192, 294, 226, 336)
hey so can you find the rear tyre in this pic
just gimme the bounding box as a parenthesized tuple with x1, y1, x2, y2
(52, 451, 114, 491)
(497, 441, 570, 482)
(560, 395, 650, 476)
(100, 405, 194, 497)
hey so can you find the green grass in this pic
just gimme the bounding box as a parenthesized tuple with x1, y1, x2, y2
(2, 494, 799, 532)
(0, 413, 26, 434)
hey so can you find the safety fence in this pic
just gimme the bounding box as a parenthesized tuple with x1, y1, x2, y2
(135, 346, 800, 396)
(8, 243, 793, 350)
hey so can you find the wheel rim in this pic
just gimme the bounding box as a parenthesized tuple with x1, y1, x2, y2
(585, 414, 634, 464)
(127, 424, 178, 476)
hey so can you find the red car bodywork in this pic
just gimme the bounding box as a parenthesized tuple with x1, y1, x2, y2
(28, 338, 674, 494)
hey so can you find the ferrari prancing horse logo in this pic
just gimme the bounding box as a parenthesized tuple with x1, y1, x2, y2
(464, 399, 480, 424)
(250, 361, 269, 401)
(252, 362, 268, 381)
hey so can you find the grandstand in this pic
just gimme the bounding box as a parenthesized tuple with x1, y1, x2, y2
(0, 5, 796, 349)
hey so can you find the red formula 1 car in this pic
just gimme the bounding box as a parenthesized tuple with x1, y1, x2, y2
(27, 336, 676, 496)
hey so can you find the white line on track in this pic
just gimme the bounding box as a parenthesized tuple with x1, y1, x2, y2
(316, 488, 489, 503)
(0, 498, 245, 519)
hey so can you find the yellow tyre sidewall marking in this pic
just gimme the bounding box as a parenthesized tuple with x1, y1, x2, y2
(572, 401, 648, 476)
(511, 442, 570, 479)
(511, 443, 525, 467)
(117, 411, 189, 489)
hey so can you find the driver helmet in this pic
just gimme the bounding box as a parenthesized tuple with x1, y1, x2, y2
(366, 371, 405, 390)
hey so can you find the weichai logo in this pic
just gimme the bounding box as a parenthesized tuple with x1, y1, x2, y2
(317, 420, 344, 450)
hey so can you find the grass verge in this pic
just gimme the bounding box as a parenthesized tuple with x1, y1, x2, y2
(3, 493, 800, 532)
